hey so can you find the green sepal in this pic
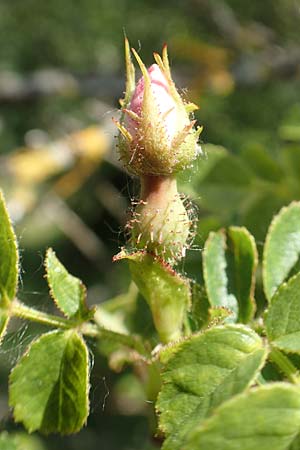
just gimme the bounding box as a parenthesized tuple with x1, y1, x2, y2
(114, 250, 191, 343)
(121, 37, 135, 108)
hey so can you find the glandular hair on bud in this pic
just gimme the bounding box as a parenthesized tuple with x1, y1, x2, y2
(127, 176, 192, 263)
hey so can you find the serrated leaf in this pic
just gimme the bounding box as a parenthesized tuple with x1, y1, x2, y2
(209, 306, 233, 323)
(184, 384, 300, 450)
(189, 284, 233, 331)
(0, 191, 18, 305)
(263, 202, 300, 301)
(114, 251, 191, 343)
(9, 330, 89, 434)
(265, 272, 300, 353)
(157, 325, 267, 450)
(203, 227, 257, 322)
(45, 248, 90, 320)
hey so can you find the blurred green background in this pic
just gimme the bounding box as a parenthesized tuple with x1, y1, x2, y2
(1, 0, 300, 448)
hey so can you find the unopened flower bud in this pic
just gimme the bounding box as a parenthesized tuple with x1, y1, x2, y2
(116, 41, 202, 176)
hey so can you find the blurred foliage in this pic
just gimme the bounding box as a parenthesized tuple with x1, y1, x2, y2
(1, 0, 300, 448)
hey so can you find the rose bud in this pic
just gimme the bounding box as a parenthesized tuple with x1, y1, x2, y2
(115, 40, 202, 176)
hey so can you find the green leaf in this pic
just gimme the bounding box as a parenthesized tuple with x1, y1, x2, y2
(9, 330, 89, 434)
(263, 202, 300, 301)
(45, 248, 91, 320)
(265, 272, 300, 353)
(114, 251, 191, 343)
(190, 285, 233, 332)
(157, 325, 267, 450)
(184, 384, 300, 450)
(203, 227, 257, 322)
(227, 226, 257, 322)
(189, 283, 211, 330)
(203, 230, 238, 318)
(209, 306, 233, 323)
(0, 190, 18, 305)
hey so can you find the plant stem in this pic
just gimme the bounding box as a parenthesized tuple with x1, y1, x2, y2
(269, 347, 300, 384)
(10, 299, 149, 358)
(81, 322, 149, 357)
(11, 299, 76, 329)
